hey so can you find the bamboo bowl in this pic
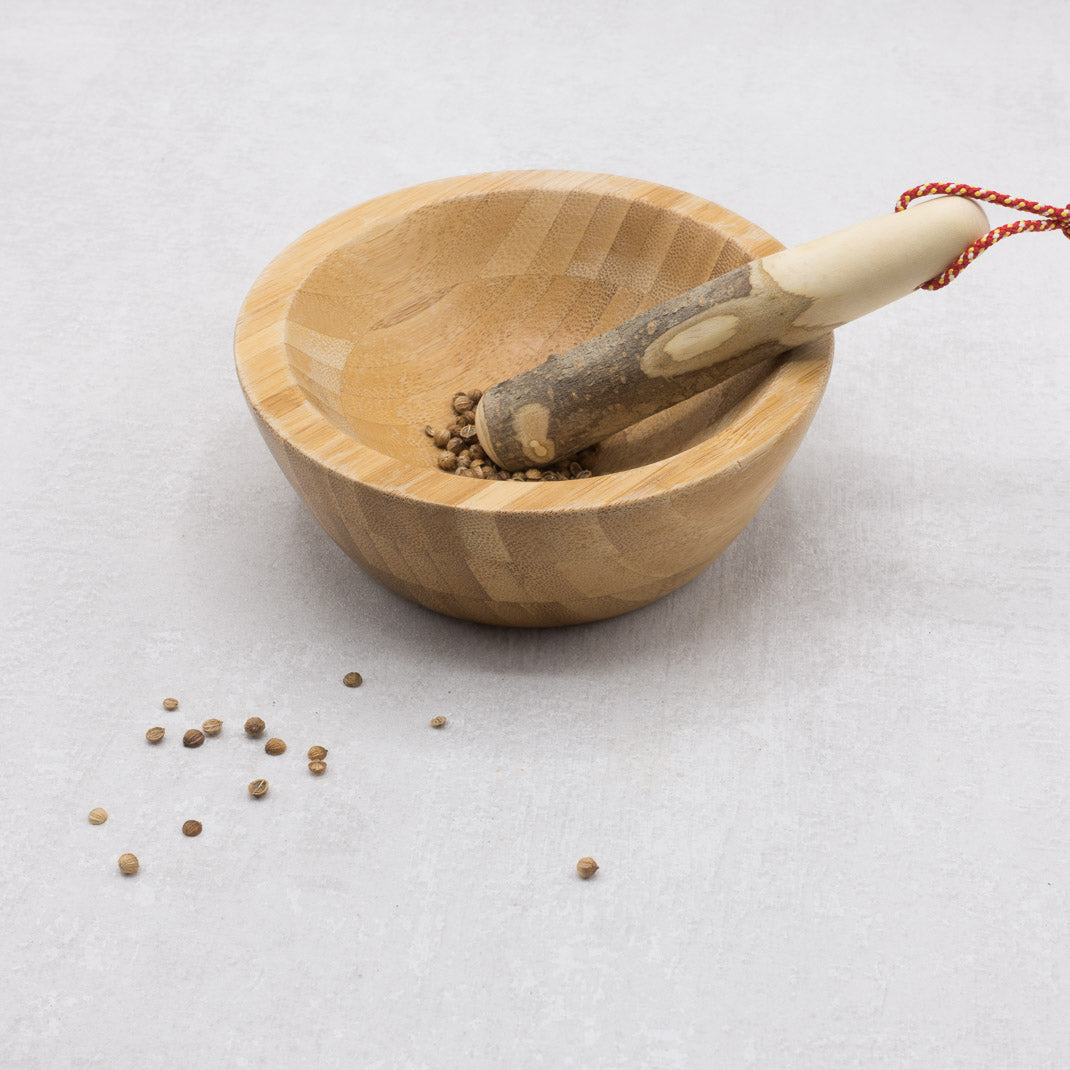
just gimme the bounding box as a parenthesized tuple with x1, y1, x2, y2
(235, 171, 833, 627)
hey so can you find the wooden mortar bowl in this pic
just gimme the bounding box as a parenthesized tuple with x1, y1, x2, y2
(235, 171, 833, 627)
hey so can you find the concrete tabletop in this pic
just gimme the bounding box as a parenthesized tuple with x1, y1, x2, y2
(2, 1, 1067, 1066)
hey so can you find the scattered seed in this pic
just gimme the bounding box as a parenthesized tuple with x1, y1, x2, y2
(468, 388, 483, 403)
(452, 394, 473, 414)
(423, 424, 435, 437)
(248, 779, 269, 797)
(244, 717, 266, 737)
(308, 746, 328, 761)
(118, 853, 139, 875)
(265, 737, 287, 756)
(433, 429, 450, 448)
(202, 718, 222, 736)
(438, 451, 458, 471)
(162, 698, 178, 711)
(430, 715, 447, 728)
(88, 807, 108, 825)
(182, 820, 202, 837)
(308, 760, 327, 776)
(576, 857, 599, 879)
(183, 729, 205, 748)
(343, 672, 363, 688)
(145, 726, 165, 744)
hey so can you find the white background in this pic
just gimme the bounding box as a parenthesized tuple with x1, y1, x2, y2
(2, 2, 1067, 1067)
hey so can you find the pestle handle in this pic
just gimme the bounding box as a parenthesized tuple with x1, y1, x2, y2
(474, 196, 989, 471)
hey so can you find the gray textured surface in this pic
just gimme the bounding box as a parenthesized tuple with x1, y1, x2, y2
(2, 1, 1068, 1067)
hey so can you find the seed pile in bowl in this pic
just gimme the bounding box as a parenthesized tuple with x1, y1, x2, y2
(426, 389, 595, 481)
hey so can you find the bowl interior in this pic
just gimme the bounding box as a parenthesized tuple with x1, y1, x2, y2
(282, 186, 782, 474)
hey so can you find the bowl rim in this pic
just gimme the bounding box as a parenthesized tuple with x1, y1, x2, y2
(234, 169, 833, 513)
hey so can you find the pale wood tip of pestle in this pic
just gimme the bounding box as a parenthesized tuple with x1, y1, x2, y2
(472, 398, 503, 468)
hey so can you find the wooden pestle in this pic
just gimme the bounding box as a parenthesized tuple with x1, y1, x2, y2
(474, 196, 989, 471)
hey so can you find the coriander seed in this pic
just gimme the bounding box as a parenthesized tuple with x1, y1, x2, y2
(430, 715, 447, 728)
(181, 819, 202, 837)
(183, 728, 205, 748)
(118, 853, 139, 875)
(308, 760, 327, 776)
(248, 778, 269, 797)
(423, 424, 435, 437)
(308, 746, 328, 761)
(428, 387, 600, 483)
(162, 697, 178, 711)
(202, 718, 222, 736)
(576, 857, 599, 879)
(265, 737, 287, 756)
(88, 807, 108, 825)
(438, 452, 458, 471)
(343, 671, 363, 688)
(145, 726, 165, 743)
(244, 717, 266, 737)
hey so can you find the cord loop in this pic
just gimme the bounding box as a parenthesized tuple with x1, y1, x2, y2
(895, 183, 1070, 289)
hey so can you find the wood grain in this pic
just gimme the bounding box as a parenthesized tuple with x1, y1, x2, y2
(234, 170, 833, 626)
